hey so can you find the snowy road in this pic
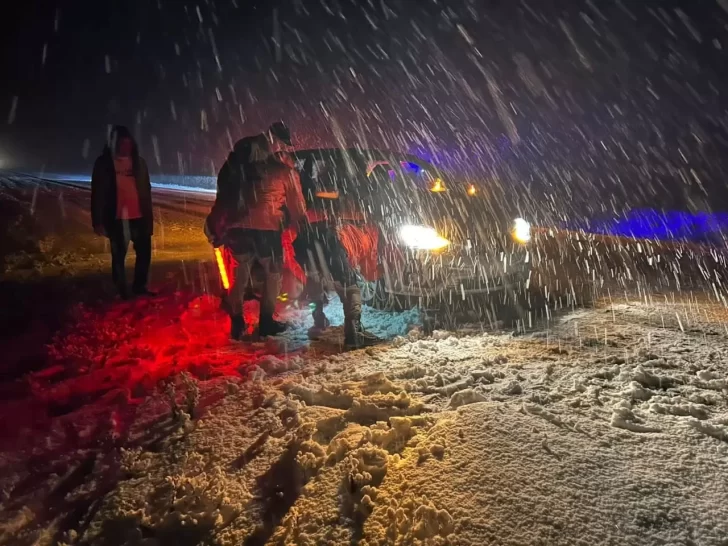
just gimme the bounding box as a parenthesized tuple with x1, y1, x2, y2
(15, 171, 218, 220)
(2, 175, 728, 545)
(41, 294, 728, 546)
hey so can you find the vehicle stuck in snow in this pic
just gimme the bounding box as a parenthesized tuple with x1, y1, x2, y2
(225, 148, 533, 318)
(291, 148, 533, 309)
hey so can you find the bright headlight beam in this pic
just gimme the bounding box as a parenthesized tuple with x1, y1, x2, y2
(398, 225, 449, 251)
(513, 218, 531, 243)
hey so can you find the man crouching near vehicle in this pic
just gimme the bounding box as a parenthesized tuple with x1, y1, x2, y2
(205, 122, 306, 340)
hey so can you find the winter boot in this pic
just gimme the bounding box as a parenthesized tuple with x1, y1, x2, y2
(341, 285, 382, 349)
(219, 293, 232, 315)
(308, 299, 330, 340)
(230, 314, 246, 341)
(258, 270, 285, 337)
(344, 319, 383, 349)
(312, 300, 330, 329)
(132, 286, 157, 297)
(259, 315, 288, 337)
(118, 286, 131, 301)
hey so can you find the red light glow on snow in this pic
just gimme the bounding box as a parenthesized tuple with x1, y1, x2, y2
(0, 292, 305, 447)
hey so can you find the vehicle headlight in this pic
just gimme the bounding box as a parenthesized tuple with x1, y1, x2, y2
(512, 218, 531, 243)
(398, 225, 449, 251)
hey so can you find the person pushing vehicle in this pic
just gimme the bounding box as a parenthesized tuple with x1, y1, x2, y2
(293, 154, 382, 349)
(205, 122, 306, 340)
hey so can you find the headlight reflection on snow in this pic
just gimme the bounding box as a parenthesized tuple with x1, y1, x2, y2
(398, 224, 450, 251)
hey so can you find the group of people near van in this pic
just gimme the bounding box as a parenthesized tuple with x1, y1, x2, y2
(91, 123, 381, 349)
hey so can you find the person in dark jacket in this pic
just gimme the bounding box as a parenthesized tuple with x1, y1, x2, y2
(205, 122, 294, 246)
(91, 125, 154, 299)
(293, 156, 382, 349)
(205, 122, 307, 340)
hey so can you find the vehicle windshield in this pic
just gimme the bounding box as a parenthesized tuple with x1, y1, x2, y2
(365, 158, 443, 193)
(399, 161, 439, 190)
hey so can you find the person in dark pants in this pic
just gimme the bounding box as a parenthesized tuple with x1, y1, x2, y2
(293, 157, 382, 349)
(205, 122, 307, 340)
(91, 125, 155, 299)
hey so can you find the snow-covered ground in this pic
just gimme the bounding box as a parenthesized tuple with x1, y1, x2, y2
(1, 175, 728, 545)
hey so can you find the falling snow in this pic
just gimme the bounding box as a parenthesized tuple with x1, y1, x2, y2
(3, 1, 728, 544)
(1, 174, 728, 545)
(6, 97, 18, 125)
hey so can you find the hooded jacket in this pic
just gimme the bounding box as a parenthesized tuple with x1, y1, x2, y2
(206, 137, 306, 241)
(91, 128, 153, 235)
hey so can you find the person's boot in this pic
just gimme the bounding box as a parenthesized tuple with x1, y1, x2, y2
(259, 315, 288, 337)
(259, 271, 286, 337)
(308, 299, 330, 340)
(344, 318, 383, 349)
(219, 293, 232, 315)
(230, 314, 246, 341)
(118, 286, 131, 301)
(132, 285, 157, 297)
(341, 285, 382, 349)
(312, 300, 330, 329)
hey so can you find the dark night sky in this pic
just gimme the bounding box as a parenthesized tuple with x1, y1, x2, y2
(2, 0, 728, 213)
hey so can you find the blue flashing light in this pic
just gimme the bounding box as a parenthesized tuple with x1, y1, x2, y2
(564, 209, 728, 243)
(401, 161, 421, 175)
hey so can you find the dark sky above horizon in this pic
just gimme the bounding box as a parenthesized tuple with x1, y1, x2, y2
(2, 0, 728, 212)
